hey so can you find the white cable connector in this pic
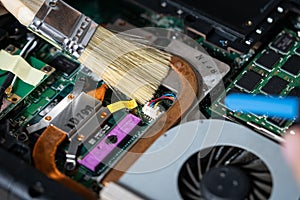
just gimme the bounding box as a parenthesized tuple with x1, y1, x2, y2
(142, 103, 162, 120)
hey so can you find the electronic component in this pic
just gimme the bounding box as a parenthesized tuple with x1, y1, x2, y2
(281, 55, 300, 76)
(270, 33, 296, 54)
(49, 55, 80, 76)
(210, 29, 298, 136)
(227, 87, 242, 95)
(219, 87, 242, 104)
(266, 116, 288, 128)
(289, 87, 300, 97)
(78, 114, 141, 171)
(255, 50, 281, 70)
(236, 71, 263, 92)
(142, 104, 162, 120)
(142, 93, 176, 120)
(261, 76, 288, 95)
(119, 120, 299, 199)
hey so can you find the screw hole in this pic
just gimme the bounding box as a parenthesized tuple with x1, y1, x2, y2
(11, 97, 18, 102)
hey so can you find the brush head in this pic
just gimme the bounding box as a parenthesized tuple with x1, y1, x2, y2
(2, 0, 171, 104)
(79, 27, 171, 104)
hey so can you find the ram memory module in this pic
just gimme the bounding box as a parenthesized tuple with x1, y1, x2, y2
(210, 29, 300, 139)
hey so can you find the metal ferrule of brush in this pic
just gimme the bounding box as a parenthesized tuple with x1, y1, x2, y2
(29, 0, 98, 58)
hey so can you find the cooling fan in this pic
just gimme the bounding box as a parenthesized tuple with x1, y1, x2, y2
(118, 120, 300, 199)
(179, 146, 272, 200)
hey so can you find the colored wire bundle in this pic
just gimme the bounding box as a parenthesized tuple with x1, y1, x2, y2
(148, 93, 176, 108)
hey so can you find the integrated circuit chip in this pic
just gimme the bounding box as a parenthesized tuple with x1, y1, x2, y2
(289, 87, 300, 98)
(271, 33, 296, 54)
(227, 87, 242, 95)
(261, 76, 288, 95)
(220, 87, 242, 104)
(281, 55, 300, 76)
(50, 55, 80, 76)
(266, 116, 288, 128)
(236, 71, 262, 92)
(255, 50, 281, 70)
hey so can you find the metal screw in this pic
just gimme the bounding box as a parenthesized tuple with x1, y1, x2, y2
(5, 45, 15, 53)
(68, 94, 75, 100)
(77, 134, 85, 141)
(100, 112, 107, 119)
(45, 116, 52, 121)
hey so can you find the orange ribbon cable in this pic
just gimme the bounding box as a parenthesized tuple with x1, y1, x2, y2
(87, 84, 108, 101)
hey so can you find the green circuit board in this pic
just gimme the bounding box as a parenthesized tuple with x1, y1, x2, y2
(210, 29, 300, 136)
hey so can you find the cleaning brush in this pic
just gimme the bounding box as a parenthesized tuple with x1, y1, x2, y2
(1, 0, 171, 103)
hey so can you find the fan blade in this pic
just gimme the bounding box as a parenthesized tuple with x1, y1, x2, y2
(224, 149, 244, 165)
(205, 148, 216, 172)
(253, 188, 267, 200)
(249, 193, 256, 200)
(186, 163, 200, 188)
(230, 151, 258, 165)
(182, 178, 202, 196)
(215, 146, 226, 160)
(240, 159, 269, 172)
(253, 180, 272, 194)
(186, 192, 204, 200)
(250, 171, 272, 183)
(215, 147, 235, 167)
(197, 152, 203, 180)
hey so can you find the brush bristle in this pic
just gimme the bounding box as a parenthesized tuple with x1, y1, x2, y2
(79, 26, 171, 104)
(24, 0, 44, 13)
(0, 0, 43, 27)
